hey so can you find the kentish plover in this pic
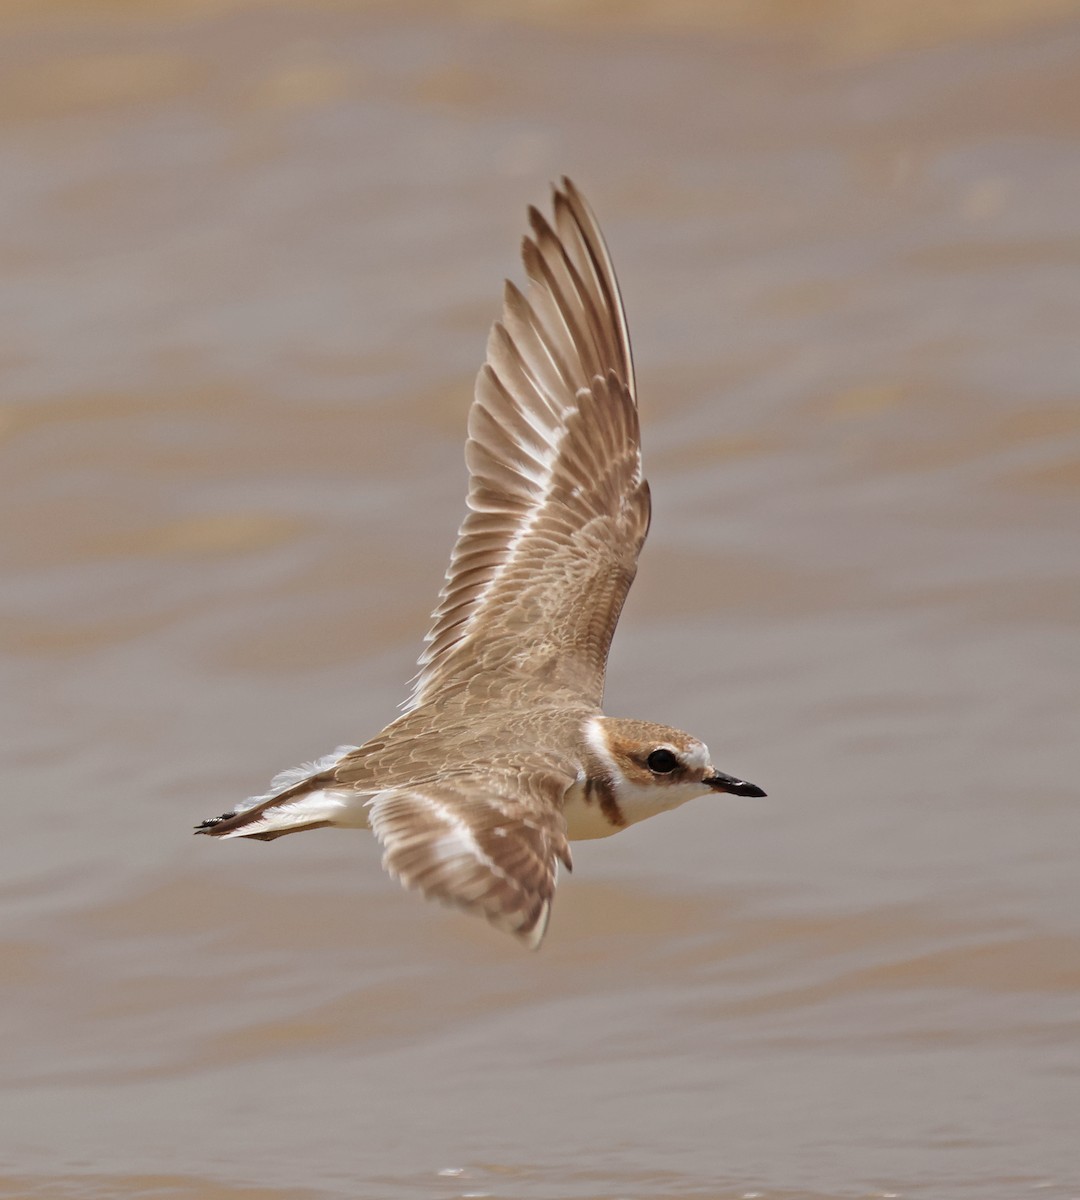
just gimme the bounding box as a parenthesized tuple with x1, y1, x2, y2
(196, 179, 765, 948)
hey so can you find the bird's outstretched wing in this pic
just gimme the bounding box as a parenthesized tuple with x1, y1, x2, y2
(406, 178, 650, 713)
(368, 766, 574, 948)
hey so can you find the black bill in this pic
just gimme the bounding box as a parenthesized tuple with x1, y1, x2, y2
(705, 771, 766, 798)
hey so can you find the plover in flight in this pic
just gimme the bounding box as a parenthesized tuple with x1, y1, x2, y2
(196, 178, 765, 947)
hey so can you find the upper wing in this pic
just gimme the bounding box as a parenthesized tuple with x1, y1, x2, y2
(368, 766, 574, 948)
(406, 178, 651, 713)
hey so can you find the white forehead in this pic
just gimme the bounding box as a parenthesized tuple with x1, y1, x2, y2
(682, 740, 711, 771)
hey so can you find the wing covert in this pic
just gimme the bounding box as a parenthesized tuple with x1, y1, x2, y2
(368, 769, 574, 948)
(407, 179, 650, 711)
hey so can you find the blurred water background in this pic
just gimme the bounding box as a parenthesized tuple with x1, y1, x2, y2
(1, 3, 1078, 1198)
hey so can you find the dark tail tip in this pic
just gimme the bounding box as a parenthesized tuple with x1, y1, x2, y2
(193, 811, 236, 836)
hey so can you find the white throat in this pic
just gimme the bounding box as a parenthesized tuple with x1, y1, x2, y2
(562, 716, 713, 841)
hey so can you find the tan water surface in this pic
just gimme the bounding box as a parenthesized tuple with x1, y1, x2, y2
(1, 4, 1078, 1198)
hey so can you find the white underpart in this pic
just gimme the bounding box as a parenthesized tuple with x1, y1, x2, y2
(561, 780, 618, 840)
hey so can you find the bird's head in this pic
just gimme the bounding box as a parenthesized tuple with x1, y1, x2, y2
(584, 715, 765, 828)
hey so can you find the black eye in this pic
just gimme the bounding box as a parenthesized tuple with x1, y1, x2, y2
(647, 748, 679, 775)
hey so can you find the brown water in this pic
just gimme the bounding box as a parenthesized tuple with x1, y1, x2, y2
(2, 4, 1079, 1198)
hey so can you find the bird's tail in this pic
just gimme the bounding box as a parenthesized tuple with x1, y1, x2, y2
(195, 786, 360, 841)
(195, 746, 364, 842)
